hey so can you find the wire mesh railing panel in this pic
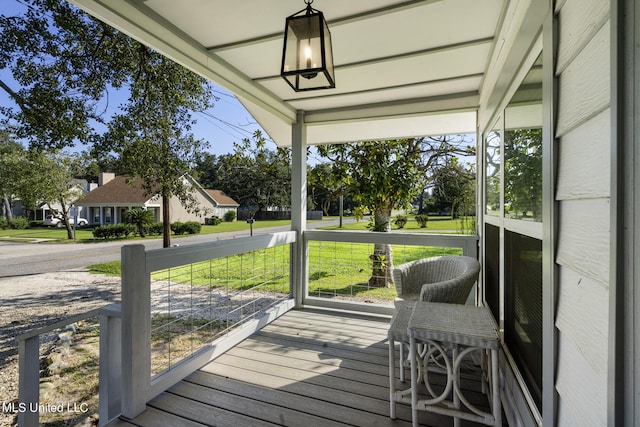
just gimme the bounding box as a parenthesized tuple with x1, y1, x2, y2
(149, 244, 290, 375)
(307, 240, 462, 305)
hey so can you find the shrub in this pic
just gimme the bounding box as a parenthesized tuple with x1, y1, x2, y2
(415, 214, 429, 228)
(92, 223, 136, 240)
(223, 210, 236, 222)
(0, 217, 8, 230)
(170, 221, 183, 234)
(183, 221, 202, 234)
(208, 216, 222, 226)
(172, 221, 202, 235)
(8, 216, 29, 230)
(147, 222, 164, 236)
(125, 208, 156, 238)
(393, 215, 408, 229)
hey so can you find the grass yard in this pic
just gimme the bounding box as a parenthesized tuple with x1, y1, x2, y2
(0, 219, 299, 243)
(90, 240, 463, 303)
(322, 215, 475, 233)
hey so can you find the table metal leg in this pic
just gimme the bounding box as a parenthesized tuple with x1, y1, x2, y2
(410, 336, 418, 427)
(492, 349, 501, 427)
(389, 337, 396, 419)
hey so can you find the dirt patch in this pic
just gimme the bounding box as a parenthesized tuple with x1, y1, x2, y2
(0, 270, 120, 427)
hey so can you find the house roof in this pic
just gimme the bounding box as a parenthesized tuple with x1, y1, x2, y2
(67, 0, 517, 145)
(206, 190, 239, 207)
(76, 176, 156, 205)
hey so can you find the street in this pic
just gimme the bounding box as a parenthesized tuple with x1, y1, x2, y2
(0, 218, 349, 278)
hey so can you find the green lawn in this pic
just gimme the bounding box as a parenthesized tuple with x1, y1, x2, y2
(0, 216, 473, 243)
(0, 219, 299, 243)
(90, 239, 463, 302)
(321, 216, 475, 233)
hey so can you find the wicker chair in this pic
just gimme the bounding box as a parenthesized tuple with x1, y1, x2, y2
(392, 255, 481, 305)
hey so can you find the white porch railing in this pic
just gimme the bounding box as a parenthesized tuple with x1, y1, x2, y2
(117, 231, 297, 421)
(303, 230, 479, 316)
(16, 229, 479, 426)
(15, 304, 121, 427)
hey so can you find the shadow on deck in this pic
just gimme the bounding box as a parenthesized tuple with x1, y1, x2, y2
(108, 308, 499, 427)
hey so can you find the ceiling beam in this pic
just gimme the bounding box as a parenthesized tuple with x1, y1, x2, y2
(303, 91, 479, 124)
(207, 0, 443, 52)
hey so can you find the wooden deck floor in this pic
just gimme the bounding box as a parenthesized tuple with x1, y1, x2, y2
(108, 308, 498, 427)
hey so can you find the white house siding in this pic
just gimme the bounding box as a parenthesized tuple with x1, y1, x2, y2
(553, 0, 610, 425)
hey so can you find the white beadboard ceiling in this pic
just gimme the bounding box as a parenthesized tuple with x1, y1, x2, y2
(68, 0, 506, 146)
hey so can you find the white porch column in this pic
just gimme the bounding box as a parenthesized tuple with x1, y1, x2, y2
(291, 110, 308, 308)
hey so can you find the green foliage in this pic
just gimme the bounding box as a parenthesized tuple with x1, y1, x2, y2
(208, 216, 222, 226)
(0, 217, 7, 229)
(504, 128, 542, 220)
(393, 215, 408, 229)
(8, 216, 29, 230)
(431, 157, 476, 219)
(125, 208, 156, 238)
(92, 224, 136, 240)
(194, 132, 291, 211)
(223, 210, 236, 222)
(147, 222, 164, 236)
(353, 206, 367, 222)
(171, 221, 202, 235)
(415, 214, 429, 228)
(0, 0, 133, 150)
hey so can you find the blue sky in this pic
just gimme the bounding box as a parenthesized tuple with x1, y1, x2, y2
(0, 0, 268, 157)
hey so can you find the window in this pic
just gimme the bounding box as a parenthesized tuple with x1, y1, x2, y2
(504, 54, 543, 221)
(505, 231, 542, 410)
(483, 51, 543, 414)
(485, 124, 501, 217)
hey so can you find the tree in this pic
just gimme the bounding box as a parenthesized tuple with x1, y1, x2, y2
(317, 136, 473, 287)
(99, 44, 214, 247)
(504, 128, 542, 220)
(13, 150, 87, 239)
(0, 0, 132, 151)
(126, 208, 156, 238)
(430, 157, 476, 218)
(199, 131, 291, 213)
(308, 162, 349, 219)
(0, 130, 24, 220)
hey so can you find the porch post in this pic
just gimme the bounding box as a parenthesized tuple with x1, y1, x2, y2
(609, 0, 639, 425)
(542, 8, 559, 427)
(291, 110, 308, 308)
(121, 244, 151, 418)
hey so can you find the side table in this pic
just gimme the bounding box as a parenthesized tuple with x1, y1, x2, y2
(408, 301, 501, 427)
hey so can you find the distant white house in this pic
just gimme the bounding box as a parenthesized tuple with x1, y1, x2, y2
(76, 172, 238, 225)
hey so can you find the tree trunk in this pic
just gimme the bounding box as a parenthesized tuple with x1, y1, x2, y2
(368, 206, 394, 288)
(162, 195, 171, 248)
(2, 197, 12, 221)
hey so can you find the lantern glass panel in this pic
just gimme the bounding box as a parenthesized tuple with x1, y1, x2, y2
(281, 10, 334, 91)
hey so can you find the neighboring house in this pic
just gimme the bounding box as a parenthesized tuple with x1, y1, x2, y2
(205, 189, 240, 219)
(76, 172, 238, 225)
(11, 178, 95, 221)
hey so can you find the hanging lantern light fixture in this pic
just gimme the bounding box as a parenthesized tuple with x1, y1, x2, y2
(281, 0, 335, 92)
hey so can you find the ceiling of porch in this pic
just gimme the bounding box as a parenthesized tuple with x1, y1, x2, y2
(68, 0, 507, 146)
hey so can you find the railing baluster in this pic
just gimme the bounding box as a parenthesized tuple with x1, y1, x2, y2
(121, 244, 151, 419)
(18, 335, 40, 427)
(99, 304, 122, 426)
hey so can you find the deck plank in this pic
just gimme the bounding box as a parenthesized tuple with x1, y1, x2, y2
(114, 308, 498, 427)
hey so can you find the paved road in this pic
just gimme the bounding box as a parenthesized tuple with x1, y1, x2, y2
(0, 219, 351, 278)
